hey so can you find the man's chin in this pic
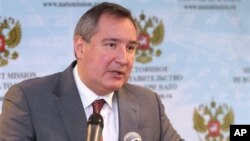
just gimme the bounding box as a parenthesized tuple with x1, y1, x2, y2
(105, 83, 124, 91)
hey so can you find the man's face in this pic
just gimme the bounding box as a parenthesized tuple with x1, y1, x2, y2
(74, 14, 138, 95)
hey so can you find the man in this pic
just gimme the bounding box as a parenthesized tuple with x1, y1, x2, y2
(0, 2, 184, 141)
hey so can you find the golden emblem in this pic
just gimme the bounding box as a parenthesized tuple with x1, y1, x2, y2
(134, 11, 164, 64)
(193, 100, 234, 141)
(0, 17, 21, 67)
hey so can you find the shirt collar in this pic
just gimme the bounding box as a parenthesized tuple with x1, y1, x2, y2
(73, 64, 114, 109)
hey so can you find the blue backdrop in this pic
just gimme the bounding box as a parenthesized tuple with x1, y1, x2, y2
(1, 0, 249, 140)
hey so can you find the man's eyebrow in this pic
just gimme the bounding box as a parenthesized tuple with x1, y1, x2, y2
(129, 41, 138, 45)
(101, 38, 119, 42)
(102, 38, 138, 45)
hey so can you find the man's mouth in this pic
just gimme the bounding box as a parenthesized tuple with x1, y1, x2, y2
(109, 70, 125, 77)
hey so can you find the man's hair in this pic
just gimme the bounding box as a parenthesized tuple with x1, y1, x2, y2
(74, 2, 136, 42)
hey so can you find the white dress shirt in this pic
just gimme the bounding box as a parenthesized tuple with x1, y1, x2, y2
(73, 65, 119, 141)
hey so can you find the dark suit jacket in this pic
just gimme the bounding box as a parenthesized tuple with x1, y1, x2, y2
(0, 61, 183, 141)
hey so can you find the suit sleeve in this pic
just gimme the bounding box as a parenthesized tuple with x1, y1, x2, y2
(155, 94, 185, 141)
(0, 85, 35, 141)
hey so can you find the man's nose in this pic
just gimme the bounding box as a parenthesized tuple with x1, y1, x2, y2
(115, 46, 128, 65)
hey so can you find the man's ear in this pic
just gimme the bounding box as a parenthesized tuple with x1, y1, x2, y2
(74, 35, 86, 59)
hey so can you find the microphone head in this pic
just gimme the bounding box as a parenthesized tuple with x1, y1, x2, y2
(86, 113, 104, 141)
(87, 113, 103, 128)
(124, 132, 142, 141)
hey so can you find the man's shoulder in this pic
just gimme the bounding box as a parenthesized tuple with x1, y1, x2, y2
(16, 61, 76, 89)
(122, 83, 156, 97)
(15, 72, 61, 91)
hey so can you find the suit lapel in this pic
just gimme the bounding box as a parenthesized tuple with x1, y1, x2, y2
(53, 62, 87, 141)
(116, 85, 140, 141)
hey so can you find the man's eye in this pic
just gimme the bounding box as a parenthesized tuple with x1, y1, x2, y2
(105, 43, 117, 48)
(126, 45, 136, 52)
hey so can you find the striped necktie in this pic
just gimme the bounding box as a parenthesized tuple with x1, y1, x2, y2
(92, 99, 106, 114)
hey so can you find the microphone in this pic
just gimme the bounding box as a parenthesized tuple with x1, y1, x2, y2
(124, 132, 142, 141)
(86, 113, 104, 141)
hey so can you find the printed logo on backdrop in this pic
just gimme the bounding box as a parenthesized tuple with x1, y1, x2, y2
(134, 11, 164, 64)
(0, 17, 21, 67)
(130, 11, 183, 99)
(193, 100, 234, 141)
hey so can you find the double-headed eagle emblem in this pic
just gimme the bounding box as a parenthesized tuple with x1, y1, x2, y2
(0, 17, 21, 67)
(193, 100, 234, 141)
(134, 11, 164, 64)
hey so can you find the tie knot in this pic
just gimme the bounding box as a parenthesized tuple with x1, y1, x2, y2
(92, 99, 106, 114)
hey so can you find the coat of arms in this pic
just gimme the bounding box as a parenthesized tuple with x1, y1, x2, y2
(134, 11, 164, 64)
(0, 17, 21, 67)
(193, 100, 234, 141)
